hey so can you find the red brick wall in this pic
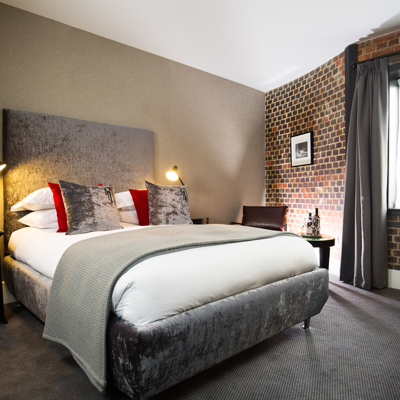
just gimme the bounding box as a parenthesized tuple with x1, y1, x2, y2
(358, 31, 400, 62)
(388, 214, 400, 271)
(358, 28, 400, 272)
(265, 53, 346, 259)
(265, 28, 400, 266)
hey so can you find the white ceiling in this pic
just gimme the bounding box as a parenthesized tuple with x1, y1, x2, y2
(3, 0, 400, 92)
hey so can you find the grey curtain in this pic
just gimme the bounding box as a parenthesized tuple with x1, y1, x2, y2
(340, 58, 388, 290)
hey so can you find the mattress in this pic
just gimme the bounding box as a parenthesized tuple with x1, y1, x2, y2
(8, 224, 319, 326)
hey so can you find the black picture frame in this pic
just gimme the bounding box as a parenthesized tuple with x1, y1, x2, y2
(290, 131, 313, 167)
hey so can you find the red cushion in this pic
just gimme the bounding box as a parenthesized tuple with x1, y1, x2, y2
(129, 189, 149, 226)
(48, 183, 68, 232)
(48, 183, 103, 233)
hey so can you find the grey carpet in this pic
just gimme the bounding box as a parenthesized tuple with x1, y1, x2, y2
(1, 275, 400, 400)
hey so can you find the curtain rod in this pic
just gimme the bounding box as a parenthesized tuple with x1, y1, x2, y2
(351, 49, 400, 68)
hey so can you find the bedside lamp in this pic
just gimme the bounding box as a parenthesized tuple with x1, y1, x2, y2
(166, 166, 185, 185)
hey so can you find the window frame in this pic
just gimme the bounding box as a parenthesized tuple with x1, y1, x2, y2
(388, 61, 400, 215)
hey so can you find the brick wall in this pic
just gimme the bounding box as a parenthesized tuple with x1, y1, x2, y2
(358, 28, 400, 272)
(388, 214, 400, 271)
(265, 53, 346, 259)
(264, 28, 400, 266)
(358, 31, 400, 62)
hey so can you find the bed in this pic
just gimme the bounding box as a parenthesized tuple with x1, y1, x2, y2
(2, 109, 329, 399)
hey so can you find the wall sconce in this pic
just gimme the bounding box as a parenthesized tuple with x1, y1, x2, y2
(0, 162, 6, 172)
(166, 166, 184, 185)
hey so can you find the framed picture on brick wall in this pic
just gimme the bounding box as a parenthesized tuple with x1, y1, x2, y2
(291, 132, 313, 167)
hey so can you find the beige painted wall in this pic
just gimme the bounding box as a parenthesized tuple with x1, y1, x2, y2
(0, 3, 265, 229)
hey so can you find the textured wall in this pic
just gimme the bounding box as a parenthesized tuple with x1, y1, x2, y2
(357, 28, 400, 272)
(265, 54, 346, 259)
(0, 3, 265, 231)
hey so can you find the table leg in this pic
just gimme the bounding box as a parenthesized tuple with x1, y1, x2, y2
(319, 247, 330, 270)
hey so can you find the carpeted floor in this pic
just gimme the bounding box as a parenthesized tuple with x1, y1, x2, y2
(1, 275, 400, 400)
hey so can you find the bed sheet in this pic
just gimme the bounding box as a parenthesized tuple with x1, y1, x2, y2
(8, 224, 319, 326)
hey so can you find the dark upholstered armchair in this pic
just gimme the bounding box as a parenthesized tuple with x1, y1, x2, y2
(233, 205, 289, 231)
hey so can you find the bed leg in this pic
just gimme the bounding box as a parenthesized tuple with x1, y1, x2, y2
(303, 318, 311, 330)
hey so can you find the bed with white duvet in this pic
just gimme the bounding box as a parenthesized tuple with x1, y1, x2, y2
(8, 222, 318, 327)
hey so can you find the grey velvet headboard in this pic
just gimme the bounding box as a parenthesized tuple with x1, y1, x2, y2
(3, 109, 154, 245)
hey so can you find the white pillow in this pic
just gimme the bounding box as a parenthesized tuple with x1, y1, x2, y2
(18, 209, 58, 229)
(11, 187, 55, 212)
(119, 210, 139, 225)
(115, 191, 135, 209)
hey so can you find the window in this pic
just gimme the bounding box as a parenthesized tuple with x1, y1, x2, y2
(388, 62, 400, 209)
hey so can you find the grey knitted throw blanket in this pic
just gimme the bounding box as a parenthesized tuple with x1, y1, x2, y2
(43, 224, 299, 392)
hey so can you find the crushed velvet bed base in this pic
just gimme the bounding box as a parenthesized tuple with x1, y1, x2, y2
(3, 255, 329, 400)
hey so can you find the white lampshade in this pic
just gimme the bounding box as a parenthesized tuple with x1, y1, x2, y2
(166, 170, 179, 181)
(166, 166, 184, 185)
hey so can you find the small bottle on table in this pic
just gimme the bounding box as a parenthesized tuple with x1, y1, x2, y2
(312, 208, 320, 235)
(306, 213, 314, 235)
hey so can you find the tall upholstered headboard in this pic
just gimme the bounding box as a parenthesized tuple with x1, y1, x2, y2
(3, 109, 154, 245)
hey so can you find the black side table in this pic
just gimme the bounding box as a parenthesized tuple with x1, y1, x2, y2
(0, 230, 6, 324)
(300, 234, 335, 270)
(191, 218, 209, 225)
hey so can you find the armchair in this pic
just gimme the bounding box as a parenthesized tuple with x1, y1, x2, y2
(233, 205, 289, 231)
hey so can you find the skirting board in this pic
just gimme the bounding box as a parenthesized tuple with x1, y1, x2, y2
(388, 269, 400, 290)
(2, 281, 15, 304)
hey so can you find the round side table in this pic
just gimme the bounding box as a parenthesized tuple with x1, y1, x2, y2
(191, 218, 209, 225)
(299, 234, 335, 270)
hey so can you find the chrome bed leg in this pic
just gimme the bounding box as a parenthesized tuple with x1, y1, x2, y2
(303, 318, 311, 329)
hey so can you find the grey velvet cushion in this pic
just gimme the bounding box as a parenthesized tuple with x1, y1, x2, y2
(59, 180, 121, 235)
(145, 181, 192, 225)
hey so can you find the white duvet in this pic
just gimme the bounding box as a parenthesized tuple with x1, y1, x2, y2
(8, 224, 318, 326)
